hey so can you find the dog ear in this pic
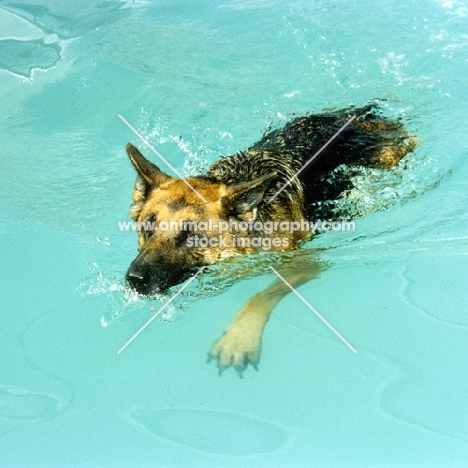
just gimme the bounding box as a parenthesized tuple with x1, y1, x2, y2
(126, 143, 172, 220)
(224, 172, 277, 217)
(126, 143, 171, 187)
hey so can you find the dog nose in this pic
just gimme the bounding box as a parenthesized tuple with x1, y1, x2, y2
(126, 264, 151, 294)
(126, 269, 144, 287)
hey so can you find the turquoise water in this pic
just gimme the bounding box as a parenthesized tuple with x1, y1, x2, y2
(1, 0, 468, 466)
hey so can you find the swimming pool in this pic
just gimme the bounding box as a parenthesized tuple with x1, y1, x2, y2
(1, 0, 467, 466)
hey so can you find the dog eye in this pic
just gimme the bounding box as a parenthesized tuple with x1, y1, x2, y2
(181, 228, 195, 240)
(141, 214, 156, 240)
(175, 223, 195, 246)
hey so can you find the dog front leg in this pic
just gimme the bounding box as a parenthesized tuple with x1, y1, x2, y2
(209, 260, 321, 375)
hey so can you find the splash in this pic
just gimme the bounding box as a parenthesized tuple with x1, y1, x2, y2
(308, 153, 442, 220)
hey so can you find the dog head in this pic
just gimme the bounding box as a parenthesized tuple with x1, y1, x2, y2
(125, 143, 276, 295)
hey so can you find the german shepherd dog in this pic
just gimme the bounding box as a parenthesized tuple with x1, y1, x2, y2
(124, 104, 416, 374)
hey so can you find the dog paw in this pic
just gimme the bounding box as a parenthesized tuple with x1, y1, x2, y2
(208, 325, 261, 376)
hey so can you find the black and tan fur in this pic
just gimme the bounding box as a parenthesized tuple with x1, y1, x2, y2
(124, 104, 416, 374)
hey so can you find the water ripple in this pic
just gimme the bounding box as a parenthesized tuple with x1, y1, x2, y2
(130, 408, 290, 455)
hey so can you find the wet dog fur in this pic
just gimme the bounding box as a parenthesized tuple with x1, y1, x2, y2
(124, 104, 416, 374)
